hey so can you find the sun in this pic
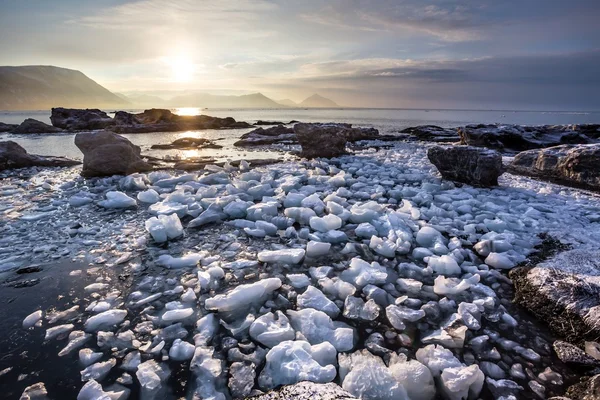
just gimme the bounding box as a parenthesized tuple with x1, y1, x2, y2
(169, 56, 195, 82)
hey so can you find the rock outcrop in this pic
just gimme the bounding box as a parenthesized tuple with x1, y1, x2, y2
(249, 381, 357, 400)
(151, 137, 223, 150)
(508, 144, 600, 191)
(234, 125, 297, 147)
(427, 145, 504, 187)
(458, 124, 599, 152)
(74, 131, 152, 177)
(398, 125, 459, 143)
(0, 122, 18, 132)
(51, 108, 116, 130)
(294, 123, 381, 158)
(0, 141, 80, 170)
(12, 118, 62, 134)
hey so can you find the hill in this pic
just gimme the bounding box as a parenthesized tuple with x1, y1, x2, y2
(299, 94, 339, 108)
(169, 92, 284, 108)
(0, 65, 129, 110)
(276, 99, 298, 107)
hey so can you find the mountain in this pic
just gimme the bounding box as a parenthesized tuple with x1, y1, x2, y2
(0, 65, 129, 110)
(123, 93, 169, 108)
(299, 94, 339, 108)
(277, 99, 298, 107)
(169, 92, 284, 108)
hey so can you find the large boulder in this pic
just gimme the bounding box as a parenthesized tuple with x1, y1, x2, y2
(234, 125, 296, 147)
(294, 123, 380, 158)
(427, 145, 504, 187)
(12, 118, 62, 134)
(249, 381, 357, 400)
(458, 124, 598, 152)
(398, 125, 459, 143)
(74, 131, 152, 177)
(508, 144, 600, 191)
(0, 141, 80, 170)
(51, 108, 115, 130)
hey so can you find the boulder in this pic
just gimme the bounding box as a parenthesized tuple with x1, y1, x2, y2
(511, 249, 600, 344)
(249, 381, 357, 400)
(0, 122, 19, 132)
(74, 131, 152, 177)
(234, 125, 296, 147)
(50, 108, 115, 130)
(458, 124, 598, 152)
(151, 137, 222, 150)
(12, 118, 62, 134)
(398, 125, 459, 143)
(0, 141, 80, 170)
(294, 123, 380, 159)
(427, 145, 504, 187)
(508, 144, 600, 191)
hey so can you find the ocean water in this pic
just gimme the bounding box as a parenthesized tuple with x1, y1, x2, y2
(1, 108, 599, 161)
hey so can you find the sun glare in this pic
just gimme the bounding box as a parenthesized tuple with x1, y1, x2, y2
(169, 56, 195, 82)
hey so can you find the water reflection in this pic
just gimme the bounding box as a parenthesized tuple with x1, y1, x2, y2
(173, 107, 202, 116)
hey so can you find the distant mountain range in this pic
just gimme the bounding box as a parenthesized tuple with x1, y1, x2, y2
(0, 65, 340, 110)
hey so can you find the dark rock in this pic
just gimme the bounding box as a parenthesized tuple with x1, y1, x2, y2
(151, 137, 222, 150)
(254, 120, 286, 125)
(508, 144, 600, 191)
(398, 125, 459, 143)
(0, 141, 80, 171)
(0, 122, 19, 132)
(12, 118, 62, 134)
(11, 278, 40, 288)
(458, 124, 599, 152)
(294, 123, 380, 159)
(50, 108, 115, 130)
(427, 145, 504, 187)
(248, 381, 357, 400)
(16, 266, 42, 274)
(554, 341, 600, 366)
(566, 374, 600, 400)
(74, 131, 152, 177)
(234, 125, 296, 147)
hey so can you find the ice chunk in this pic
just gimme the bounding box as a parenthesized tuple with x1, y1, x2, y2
(258, 340, 337, 390)
(205, 278, 282, 317)
(386, 305, 425, 330)
(23, 310, 42, 329)
(284, 207, 317, 225)
(84, 310, 127, 332)
(340, 257, 388, 288)
(287, 274, 311, 288)
(145, 213, 183, 243)
(98, 191, 136, 209)
(355, 223, 378, 239)
(287, 308, 355, 352)
(343, 296, 380, 321)
(162, 308, 194, 322)
(416, 226, 444, 247)
(339, 349, 409, 400)
(440, 364, 485, 400)
(485, 252, 515, 269)
(389, 355, 436, 400)
(433, 275, 480, 295)
(188, 204, 226, 228)
(137, 189, 160, 204)
(427, 255, 461, 276)
(306, 241, 331, 258)
(81, 358, 116, 382)
(258, 249, 305, 264)
(157, 253, 202, 269)
(249, 311, 295, 348)
(169, 339, 195, 361)
(297, 286, 340, 318)
(416, 344, 462, 378)
(45, 323, 74, 340)
(77, 379, 129, 400)
(309, 214, 342, 233)
(136, 360, 171, 400)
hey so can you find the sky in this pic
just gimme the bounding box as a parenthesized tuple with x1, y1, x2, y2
(0, 0, 599, 110)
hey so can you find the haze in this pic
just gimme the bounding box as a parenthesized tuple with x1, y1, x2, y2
(1, 0, 599, 110)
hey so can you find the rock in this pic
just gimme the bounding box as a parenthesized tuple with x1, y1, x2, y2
(427, 145, 504, 187)
(398, 125, 459, 143)
(254, 120, 288, 126)
(553, 341, 600, 366)
(0, 140, 80, 171)
(248, 381, 357, 400)
(508, 144, 600, 191)
(12, 118, 62, 134)
(74, 130, 152, 177)
(458, 123, 598, 152)
(234, 125, 297, 146)
(50, 108, 115, 130)
(151, 137, 223, 150)
(566, 373, 600, 400)
(0, 122, 18, 132)
(511, 249, 600, 344)
(294, 123, 380, 159)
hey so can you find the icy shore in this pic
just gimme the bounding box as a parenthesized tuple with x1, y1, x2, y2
(1, 141, 600, 399)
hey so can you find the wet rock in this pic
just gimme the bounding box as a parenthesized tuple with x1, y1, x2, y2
(234, 125, 296, 147)
(75, 130, 152, 177)
(0, 122, 18, 132)
(458, 124, 599, 152)
(16, 266, 42, 274)
(508, 144, 600, 191)
(553, 341, 600, 366)
(151, 137, 223, 150)
(50, 107, 115, 130)
(12, 118, 62, 134)
(566, 373, 600, 400)
(0, 141, 80, 171)
(295, 124, 348, 158)
(248, 381, 357, 399)
(398, 125, 459, 143)
(427, 145, 504, 187)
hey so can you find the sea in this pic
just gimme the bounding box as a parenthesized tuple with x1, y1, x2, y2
(1, 107, 599, 162)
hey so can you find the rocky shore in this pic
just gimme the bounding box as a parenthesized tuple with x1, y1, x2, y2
(1, 118, 600, 399)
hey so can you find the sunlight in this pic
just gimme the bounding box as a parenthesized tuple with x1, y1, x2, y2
(174, 107, 202, 116)
(169, 56, 195, 82)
